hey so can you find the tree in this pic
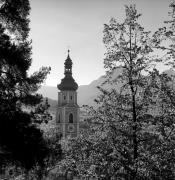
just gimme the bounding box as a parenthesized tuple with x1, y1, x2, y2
(62, 4, 175, 180)
(92, 4, 157, 179)
(0, 0, 55, 174)
(152, 1, 175, 69)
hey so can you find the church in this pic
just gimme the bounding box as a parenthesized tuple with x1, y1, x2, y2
(56, 51, 80, 138)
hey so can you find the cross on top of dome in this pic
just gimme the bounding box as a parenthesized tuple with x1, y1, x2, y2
(57, 51, 78, 91)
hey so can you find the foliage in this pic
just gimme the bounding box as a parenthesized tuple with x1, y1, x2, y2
(44, 128, 62, 170)
(61, 4, 175, 180)
(0, 0, 55, 174)
(152, 1, 175, 68)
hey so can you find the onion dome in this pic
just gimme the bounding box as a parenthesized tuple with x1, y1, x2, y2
(57, 50, 78, 91)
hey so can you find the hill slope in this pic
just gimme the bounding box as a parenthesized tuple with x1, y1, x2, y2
(38, 68, 123, 107)
(38, 69, 175, 107)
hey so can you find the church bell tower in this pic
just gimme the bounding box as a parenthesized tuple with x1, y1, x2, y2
(56, 50, 79, 138)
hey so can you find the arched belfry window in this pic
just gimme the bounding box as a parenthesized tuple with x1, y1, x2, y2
(69, 113, 73, 123)
(57, 113, 60, 123)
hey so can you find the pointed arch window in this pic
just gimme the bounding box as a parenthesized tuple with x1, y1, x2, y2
(69, 113, 73, 123)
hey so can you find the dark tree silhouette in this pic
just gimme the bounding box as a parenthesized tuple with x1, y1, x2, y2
(0, 0, 55, 172)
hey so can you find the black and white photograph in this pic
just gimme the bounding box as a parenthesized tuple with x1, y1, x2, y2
(0, 0, 175, 179)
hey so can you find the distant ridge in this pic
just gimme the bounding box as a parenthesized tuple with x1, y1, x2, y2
(38, 86, 58, 100)
(38, 68, 123, 107)
(38, 69, 175, 107)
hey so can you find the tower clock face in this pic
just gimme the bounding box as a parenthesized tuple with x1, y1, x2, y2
(67, 124, 75, 132)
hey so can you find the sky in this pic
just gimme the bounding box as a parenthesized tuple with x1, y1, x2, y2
(29, 0, 172, 87)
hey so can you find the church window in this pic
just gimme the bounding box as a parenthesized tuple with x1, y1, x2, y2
(69, 113, 73, 123)
(70, 96, 73, 100)
(64, 95, 66, 100)
(58, 114, 60, 123)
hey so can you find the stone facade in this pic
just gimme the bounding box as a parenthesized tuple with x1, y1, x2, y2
(56, 51, 79, 138)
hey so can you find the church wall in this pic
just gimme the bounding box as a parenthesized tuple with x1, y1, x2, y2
(56, 107, 63, 124)
(65, 123, 78, 137)
(65, 107, 78, 123)
(56, 52, 79, 139)
(58, 91, 77, 105)
(56, 103, 79, 138)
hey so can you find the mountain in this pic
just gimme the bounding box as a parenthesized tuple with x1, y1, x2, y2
(38, 68, 123, 107)
(77, 68, 124, 106)
(38, 80, 103, 107)
(38, 68, 175, 108)
(38, 86, 58, 100)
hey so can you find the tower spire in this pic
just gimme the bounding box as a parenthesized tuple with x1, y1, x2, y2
(67, 49, 70, 59)
(64, 50, 72, 76)
(57, 52, 78, 91)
